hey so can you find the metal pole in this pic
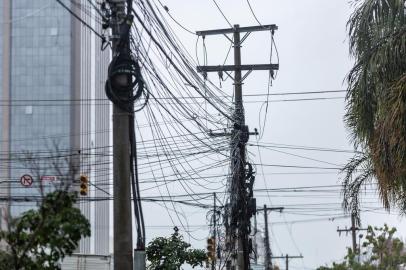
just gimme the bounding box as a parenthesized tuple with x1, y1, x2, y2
(285, 255, 289, 270)
(109, 1, 133, 269)
(264, 205, 272, 270)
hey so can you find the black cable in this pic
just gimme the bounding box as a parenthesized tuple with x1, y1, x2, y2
(157, 1, 195, 35)
(246, 0, 262, 26)
(55, 0, 105, 40)
(105, 51, 144, 111)
(0, 90, 347, 101)
(85, 0, 106, 19)
(130, 6, 233, 121)
(211, 0, 233, 28)
(143, 106, 199, 239)
(130, 114, 146, 249)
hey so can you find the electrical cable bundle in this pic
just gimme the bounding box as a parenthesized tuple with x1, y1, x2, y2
(105, 52, 145, 112)
(104, 13, 147, 113)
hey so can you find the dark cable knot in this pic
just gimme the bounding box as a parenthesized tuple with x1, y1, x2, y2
(105, 53, 144, 112)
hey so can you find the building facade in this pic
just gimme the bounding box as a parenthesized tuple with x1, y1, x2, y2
(0, 0, 110, 254)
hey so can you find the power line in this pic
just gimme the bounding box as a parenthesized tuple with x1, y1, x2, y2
(246, 0, 262, 26)
(0, 89, 346, 104)
(211, 0, 233, 27)
(157, 1, 195, 35)
(55, 0, 105, 40)
(253, 163, 341, 170)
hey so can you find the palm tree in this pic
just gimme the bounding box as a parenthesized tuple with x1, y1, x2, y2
(343, 0, 406, 216)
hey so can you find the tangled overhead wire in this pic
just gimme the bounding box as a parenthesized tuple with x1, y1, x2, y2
(105, 53, 145, 111)
(104, 15, 148, 112)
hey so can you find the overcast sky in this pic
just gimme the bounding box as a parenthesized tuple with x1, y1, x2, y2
(134, 1, 406, 269)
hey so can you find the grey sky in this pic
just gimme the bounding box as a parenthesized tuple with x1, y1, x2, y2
(3, 0, 402, 269)
(135, 1, 406, 269)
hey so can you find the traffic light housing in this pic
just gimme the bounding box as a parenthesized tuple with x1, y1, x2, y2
(207, 237, 216, 262)
(80, 175, 88, 196)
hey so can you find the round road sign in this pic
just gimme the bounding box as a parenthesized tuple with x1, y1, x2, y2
(20, 174, 33, 187)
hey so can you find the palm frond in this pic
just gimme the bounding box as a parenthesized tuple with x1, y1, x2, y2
(342, 151, 376, 216)
(343, 0, 406, 215)
(345, 0, 405, 146)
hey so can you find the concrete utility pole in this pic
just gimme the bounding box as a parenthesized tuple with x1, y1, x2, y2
(271, 255, 303, 270)
(337, 213, 367, 254)
(256, 205, 284, 270)
(196, 24, 279, 270)
(107, 1, 133, 269)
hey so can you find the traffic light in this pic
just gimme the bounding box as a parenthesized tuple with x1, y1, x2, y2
(207, 237, 216, 262)
(80, 175, 88, 196)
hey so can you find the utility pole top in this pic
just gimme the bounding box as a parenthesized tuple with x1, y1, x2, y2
(196, 23, 279, 270)
(272, 254, 303, 270)
(262, 205, 283, 270)
(336, 213, 367, 257)
(196, 24, 278, 36)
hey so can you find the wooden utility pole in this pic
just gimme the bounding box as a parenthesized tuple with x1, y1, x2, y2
(264, 208, 270, 269)
(106, 1, 133, 269)
(196, 24, 279, 270)
(256, 206, 284, 270)
(337, 213, 367, 254)
(271, 255, 303, 270)
(233, 25, 246, 270)
(253, 214, 258, 265)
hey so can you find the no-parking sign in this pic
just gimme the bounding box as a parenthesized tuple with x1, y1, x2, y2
(20, 174, 33, 187)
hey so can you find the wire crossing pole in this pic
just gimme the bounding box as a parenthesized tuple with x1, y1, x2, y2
(271, 255, 303, 270)
(337, 213, 367, 255)
(233, 25, 247, 270)
(107, 1, 133, 269)
(256, 206, 284, 270)
(196, 24, 279, 270)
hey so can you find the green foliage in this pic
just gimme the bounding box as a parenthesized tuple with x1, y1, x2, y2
(317, 225, 406, 270)
(146, 228, 207, 270)
(0, 250, 13, 268)
(343, 0, 406, 214)
(0, 191, 91, 270)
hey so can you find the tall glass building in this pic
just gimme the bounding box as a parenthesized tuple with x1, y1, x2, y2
(0, 0, 111, 255)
